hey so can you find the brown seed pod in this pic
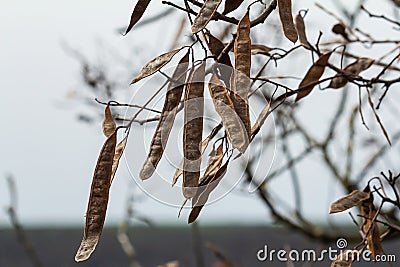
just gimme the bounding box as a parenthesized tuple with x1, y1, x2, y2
(328, 58, 374, 89)
(222, 0, 244, 15)
(330, 250, 358, 267)
(251, 100, 271, 139)
(232, 12, 251, 137)
(140, 52, 190, 180)
(250, 44, 273, 56)
(75, 132, 117, 262)
(295, 52, 332, 102)
(131, 48, 181, 84)
(172, 124, 223, 186)
(124, 0, 152, 35)
(191, 0, 223, 34)
(111, 135, 128, 183)
(206, 33, 232, 87)
(360, 186, 382, 260)
(188, 162, 228, 223)
(102, 105, 116, 138)
(209, 72, 248, 153)
(295, 12, 310, 49)
(329, 190, 370, 214)
(277, 0, 298, 43)
(183, 62, 205, 198)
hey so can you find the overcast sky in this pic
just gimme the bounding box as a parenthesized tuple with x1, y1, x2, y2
(0, 0, 398, 228)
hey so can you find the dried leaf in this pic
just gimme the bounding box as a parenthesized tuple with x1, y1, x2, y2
(75, 132, 117, 262)
(172, 124, 222, 186)
(250, 44, 273, 56)
(295, 12, 310, 49)
(277, 0, 298, 43)
(209, 73, 248, 153)
(140, 52, 190, 180)
(232, 12, 251, 137)
(124, 0, 152, 35)
(192, 0, 223, 34)
(328, 58, 374, 89)
(111, 136, 128, 183)
(329, 190, 370, 214)
(102, 105, 116, 138)
(183, 62, 205, 198)
(222, 0, 244, 15)
(188, 163, 228, 223)
(361, 186, 382, 260)
(330, 250, 358, 267)
(295, 52, 332, 102)
(131, 49, 181, 84)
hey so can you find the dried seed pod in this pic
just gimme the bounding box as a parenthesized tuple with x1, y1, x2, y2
(329, 190, 370, 214)
(124, 0, 152, 35)
(199, 144, 224, 185)
(188, 162, 228, 223)
(131, 48, 181, 84)
(75, 132, 117, 262)
(295, 12, 310, 49)
(328, 58, 374, 89)
(209, 73, 248, 153)
(111, 136, 128, 183)
(295, 52, 332, 102)
(360, 186, 382, 260)
(191, 0, 223, 34)
(250, 44, 273, 56)
(330, 250, 358, 267)
(140, 52, 190, 180)
(232, 12, 251, 137)
(172, 124, 223, 186)
(277, 0, 298, 43)
(206, 33, 232, 87)
(251, 101, 271, 138)
(222, 0, 244, 14)
(102, 105, 116, 138)
(183, 62, 205, 198)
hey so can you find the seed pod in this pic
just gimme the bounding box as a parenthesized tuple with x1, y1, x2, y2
(295, 12, 310, 49)
(295, 52, 332, 102)
(277, 0, 298, 43)
(183, 62, 205, 198)
(360, 186, 382, 260)
(328, 58, 374, 89)
(188, 162, 228, 223)
(330, 250, 358, 267)
(209, 73, 248, 153)
(251, 44, 273, 56)
(232, 12, 251, 137)
(131, 48, 181, 84)
(251, 101, 271, 139)
(124, 0, 152, 35)
(102, 105, 116, 138)
(140, 52, 190, 180)
(192, 0, 223, 34)
(206, 33, 232, 87)
(329, 190, 370, 214)
(111, 136, 128, 183)
(200, 144, 224, 185)
(75, 132, 117, 262)
(172, 124, 222, 186)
